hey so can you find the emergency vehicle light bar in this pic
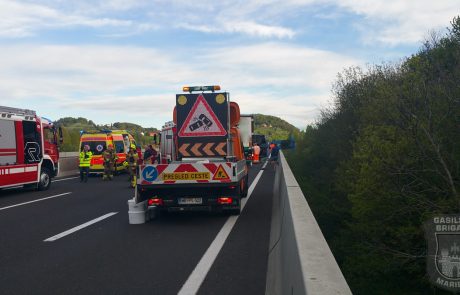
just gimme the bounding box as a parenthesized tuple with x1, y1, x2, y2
(182, 85, 221, 93)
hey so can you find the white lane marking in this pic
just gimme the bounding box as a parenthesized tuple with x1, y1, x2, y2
(178, 163, 266, 295)
(53, 176, 79, 182)
(0, 192, 72, 211)
(44, 212, 118, 242)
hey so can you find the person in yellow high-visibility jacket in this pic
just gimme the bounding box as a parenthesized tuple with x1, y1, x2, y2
(79, 145, 93, 183)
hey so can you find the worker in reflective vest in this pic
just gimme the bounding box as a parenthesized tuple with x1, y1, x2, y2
(253, 143, 260, 164)
(102, 144, 117, 181)
(126, 144, 139, 188)
(79, 145, 93, 183)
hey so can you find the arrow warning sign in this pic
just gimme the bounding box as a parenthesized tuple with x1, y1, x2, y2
(178, 94, 227, 137)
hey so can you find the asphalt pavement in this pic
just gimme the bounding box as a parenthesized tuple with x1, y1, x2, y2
(0, 161, 275, 295)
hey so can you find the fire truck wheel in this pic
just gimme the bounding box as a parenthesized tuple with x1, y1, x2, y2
(38, 168, 51, 191)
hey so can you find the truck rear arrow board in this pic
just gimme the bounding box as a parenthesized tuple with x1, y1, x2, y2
(191, 143, 201, 156)
(215, 142, 226, 156)
(179, 143, 191, 157)
(203, 143, 214, 155)
(178, 142, 227, 157)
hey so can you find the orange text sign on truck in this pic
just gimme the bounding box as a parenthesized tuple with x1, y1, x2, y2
(139, 161, 247, 185)
(176, 93, 229, 158)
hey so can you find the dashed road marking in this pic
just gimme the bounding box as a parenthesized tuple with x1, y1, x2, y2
(44, 212, 118, 242)
(54, 176, 79, 182)
(0, 192, 72, 211)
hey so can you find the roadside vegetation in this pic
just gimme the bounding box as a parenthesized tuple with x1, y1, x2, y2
(286, 17, 460, 294)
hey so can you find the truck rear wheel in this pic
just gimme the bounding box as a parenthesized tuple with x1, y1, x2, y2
(38, 168, 51, 191)
(225, 202, 241, 216)
(226, 207, 241, 216)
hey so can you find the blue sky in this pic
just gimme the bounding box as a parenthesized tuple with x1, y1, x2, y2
(0, 0, 459, 129)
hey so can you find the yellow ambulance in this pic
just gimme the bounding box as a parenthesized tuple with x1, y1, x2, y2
(79, 130, 136, 174)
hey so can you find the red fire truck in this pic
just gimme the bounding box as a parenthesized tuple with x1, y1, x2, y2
(0, 106, 62, 190)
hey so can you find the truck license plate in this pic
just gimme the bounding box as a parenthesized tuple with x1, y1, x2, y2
(178, 198, 203, 205)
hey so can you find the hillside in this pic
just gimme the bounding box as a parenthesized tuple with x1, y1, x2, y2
(56, 114, 298, 151)
(253, 114, 300, 141)
(56, 117, 159, 152)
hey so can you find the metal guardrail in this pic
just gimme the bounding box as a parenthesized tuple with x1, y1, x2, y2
(58, 152, 79, 177)
(59, 152, 79, 158)
(265, 151, 352, 295)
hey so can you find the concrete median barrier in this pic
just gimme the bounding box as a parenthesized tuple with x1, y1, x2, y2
(58, 152, 79, 177)
(265, 152, 352, 295)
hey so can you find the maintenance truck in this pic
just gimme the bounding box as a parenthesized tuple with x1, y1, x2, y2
(0, 106, 62, 190)
(136, 85, 249, 215)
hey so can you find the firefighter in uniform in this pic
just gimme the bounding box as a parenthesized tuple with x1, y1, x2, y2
(126, 144, 139, 188)
(102, 144, 117, 181)
(79, 145, 93, 183)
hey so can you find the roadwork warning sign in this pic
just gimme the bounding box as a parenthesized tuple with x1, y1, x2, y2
(212, 164, 230, 180)
(176, 92, 229, 158)
(178, 94, 227, 137)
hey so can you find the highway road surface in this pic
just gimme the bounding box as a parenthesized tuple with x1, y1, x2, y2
(0, 161, 276, 295)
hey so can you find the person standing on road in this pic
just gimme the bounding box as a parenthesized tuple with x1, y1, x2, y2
(150, 145, 158, 164)
(126, 144, 139, 188)
(143, 144, 153, 164)
(253, 143, 260, 164)
(269, 143, 280, 170)
(102, 144, 117, 181)
(79, 145, 93, 182)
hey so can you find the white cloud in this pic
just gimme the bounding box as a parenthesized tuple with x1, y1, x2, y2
(1, 0, 459, 44)
(223, 21, 295, 38)
(336, 0, 460, 45)
(0, 43, 360, 128)
(0, 0, 151, 38)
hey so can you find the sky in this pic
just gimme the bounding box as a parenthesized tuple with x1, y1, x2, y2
(0, 1, 459, 130)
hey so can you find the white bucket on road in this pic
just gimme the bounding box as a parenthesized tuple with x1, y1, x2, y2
(128, 199, 147, 224)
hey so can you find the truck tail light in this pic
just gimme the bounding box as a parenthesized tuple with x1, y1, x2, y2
(218, 197, 233, 204)
(148, 198, 163, 206)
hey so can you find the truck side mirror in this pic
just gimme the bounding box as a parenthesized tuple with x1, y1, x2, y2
(153, 133, 157, 143)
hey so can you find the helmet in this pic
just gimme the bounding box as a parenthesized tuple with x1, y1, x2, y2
(130, 144, 136, 149)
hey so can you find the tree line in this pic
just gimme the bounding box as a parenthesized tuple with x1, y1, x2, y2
(56, 114, 297, 152)
(286, 17, 460, 295)
(56, 117, 158, 151)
